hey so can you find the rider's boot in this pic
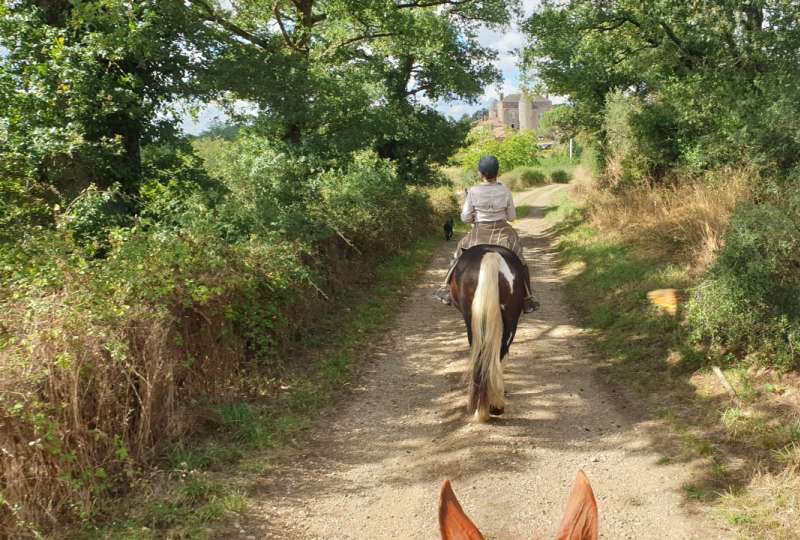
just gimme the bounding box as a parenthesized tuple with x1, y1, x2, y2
(522, 264, 540, 314)
(434, 253, 459, 305)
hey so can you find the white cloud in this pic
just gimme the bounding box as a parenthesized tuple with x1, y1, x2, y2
(437, 0, 555, 119)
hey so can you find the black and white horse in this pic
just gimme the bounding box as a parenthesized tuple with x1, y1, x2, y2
(447, 245, 525, 421)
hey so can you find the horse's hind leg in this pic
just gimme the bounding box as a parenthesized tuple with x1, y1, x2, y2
(488, 376, 505, 415)
(490, 324, 517, 416)
(488, 348, 506, 416)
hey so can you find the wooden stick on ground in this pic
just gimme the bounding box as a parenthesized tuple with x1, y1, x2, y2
(712, 366, 743, 408)
(307, 278, 330, 302)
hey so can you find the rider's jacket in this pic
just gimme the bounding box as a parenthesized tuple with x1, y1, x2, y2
(461, 181, 516, 223)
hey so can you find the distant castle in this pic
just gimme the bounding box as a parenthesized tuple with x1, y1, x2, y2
(487, 92, 553, 132)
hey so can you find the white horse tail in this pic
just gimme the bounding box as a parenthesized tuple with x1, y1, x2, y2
(468, 251, 505, 422)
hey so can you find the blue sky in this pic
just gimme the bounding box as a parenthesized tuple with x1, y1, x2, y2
(432, 12, 533, 121)
(181, 1, 542, 135)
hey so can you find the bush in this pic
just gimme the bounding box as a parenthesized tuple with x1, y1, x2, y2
(457, 168, 480, 189)
(0, 215, 311, 532)
(0, 139, 450, 535)
(213, 136, 314, 240)
(499, 168, 521, 190)
(520, 168, 547, 185)
(315, 151, 421, 250)
(455, 126, 539, 173)
(0, 176, 52, 243)
(550, 169, 572, 183)
(585, 170, 751, 270)
(425, 185, 461, 222)
(57, 184, 132, 253)
(687, 187, 800, 369)
(603, 91, 680, 188)
(500, 167, 547, 191)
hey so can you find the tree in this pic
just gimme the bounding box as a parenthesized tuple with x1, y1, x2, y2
(189, 0, 519, 181)
(521, 1, 800, 178)
(0, 0, 216, 199)
(1, 0, 522, 223)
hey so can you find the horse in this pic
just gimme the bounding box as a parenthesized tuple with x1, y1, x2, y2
(448, 244, 526, 422)
(438, 470, 599, 540)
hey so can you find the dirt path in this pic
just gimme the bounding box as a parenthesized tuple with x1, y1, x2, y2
(242, 184, 731, 539)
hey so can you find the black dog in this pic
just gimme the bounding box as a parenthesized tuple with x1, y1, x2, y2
(443, 218, 454, 241)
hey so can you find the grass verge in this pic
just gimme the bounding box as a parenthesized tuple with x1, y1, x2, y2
(547, 189, 800, 539)
(74, 232, 444, 539)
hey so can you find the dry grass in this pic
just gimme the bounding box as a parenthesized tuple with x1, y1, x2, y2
(553, 172, 800, 537)
(0, 186, 458, 537)
(719, 460, 800, 539)
(0, 293, 243, 537)
(585, 168, 753, 272)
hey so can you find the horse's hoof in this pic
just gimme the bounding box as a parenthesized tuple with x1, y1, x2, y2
(489, 406, 505, 416)
(472, 411, 490, 423)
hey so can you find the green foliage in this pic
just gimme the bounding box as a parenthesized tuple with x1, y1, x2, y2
(550, 169, 571, 184)
(520, 168, 546, 184)
(1, 0, 516, 223)
(194, 122, 242, 141)
(210, 135, 315, 240)
(525, 1, 800, 370)
(57, 184, 132, 253)
(501, 167, 547, 191)
(0, 175, 52, 243)
(375, 107, 472, 184)
(425, 185, 461, 219)
(538, 105, 573, 140)
(456, 126, 539, 174)
(523, 1, 800, 179)
(688, 188, 800, 369)
(1, 0, 519, 534)
(314, 151, 429, 249)
(191, 137, 235, 181)
(0, 0, 215, 200)
(603, 92, 681, 187)
(0, 134, 455, 535)
(204, 0, 514, 182)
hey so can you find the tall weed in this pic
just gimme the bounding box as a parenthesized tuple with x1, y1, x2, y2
(586, 169, 752, 271)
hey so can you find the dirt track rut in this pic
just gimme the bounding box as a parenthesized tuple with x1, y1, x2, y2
(243, 184, 731, 539)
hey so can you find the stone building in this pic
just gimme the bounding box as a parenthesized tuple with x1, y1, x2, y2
(488, 92, 553, 132)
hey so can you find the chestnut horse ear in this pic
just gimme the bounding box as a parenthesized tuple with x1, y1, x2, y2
(439, 480, 485, 540)
(554, 470, 599, 540)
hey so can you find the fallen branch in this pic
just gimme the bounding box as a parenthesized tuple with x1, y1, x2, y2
(331, 226, 363, 255)
(712, 366, 743, 408)
(307, 277, 330, 302)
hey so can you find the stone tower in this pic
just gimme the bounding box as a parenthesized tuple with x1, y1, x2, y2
(487, 92, 553, 133)
(519, 97, 532, 132)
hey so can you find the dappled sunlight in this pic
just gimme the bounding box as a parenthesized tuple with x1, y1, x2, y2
(244, 185, 720, 539)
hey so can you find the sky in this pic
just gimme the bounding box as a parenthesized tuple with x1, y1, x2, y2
(180, 0, 543, 135)
(432, 0, 543, 121)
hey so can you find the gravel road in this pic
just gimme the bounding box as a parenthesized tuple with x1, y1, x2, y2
(243, 184, 731, 539)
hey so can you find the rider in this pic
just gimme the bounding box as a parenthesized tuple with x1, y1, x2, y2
(434, 155, 540, 314)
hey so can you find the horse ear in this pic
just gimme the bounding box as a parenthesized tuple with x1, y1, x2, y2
(439, 480, 485, 540)
(554, 470, 599, 540)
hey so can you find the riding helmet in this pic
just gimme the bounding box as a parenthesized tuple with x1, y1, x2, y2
(478, 155, 500, 179)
